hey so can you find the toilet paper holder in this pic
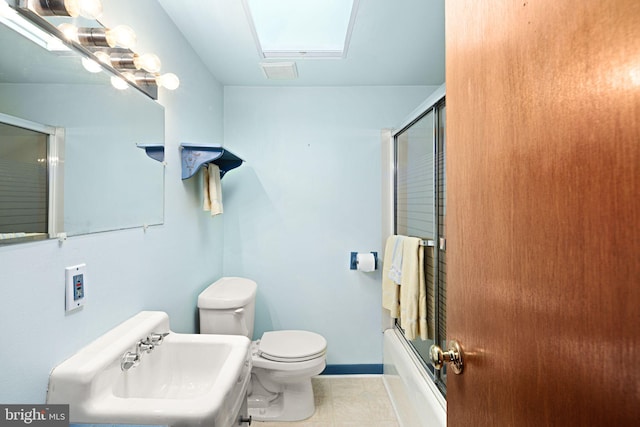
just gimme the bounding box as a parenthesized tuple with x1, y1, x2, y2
(350, 252, 378, 271)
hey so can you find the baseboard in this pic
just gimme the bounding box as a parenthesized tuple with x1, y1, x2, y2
(321, 364, 383, 375)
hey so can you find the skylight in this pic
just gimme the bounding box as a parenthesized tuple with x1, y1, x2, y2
(242, 0, 359, 58)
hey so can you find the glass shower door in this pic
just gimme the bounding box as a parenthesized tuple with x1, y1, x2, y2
(394, 97, 447, 395)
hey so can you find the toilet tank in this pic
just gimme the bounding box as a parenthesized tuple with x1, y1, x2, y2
(198, 277, 257, 339)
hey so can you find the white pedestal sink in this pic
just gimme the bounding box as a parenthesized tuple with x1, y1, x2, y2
(46, 311, 252, 427)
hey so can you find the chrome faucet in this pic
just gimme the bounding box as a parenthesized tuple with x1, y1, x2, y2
(137, 332, 169, 353)
(120, 332, 169, 371)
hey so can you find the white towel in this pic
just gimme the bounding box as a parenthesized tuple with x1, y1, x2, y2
(399, 237, 428, 341)
(203, 165, 223, 216)
(203, 166, 211, 211)
(388, 235, 405, 284)
(382, 235, 401, 318)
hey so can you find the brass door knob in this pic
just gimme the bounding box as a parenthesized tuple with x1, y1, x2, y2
(429, 340, 464, 374)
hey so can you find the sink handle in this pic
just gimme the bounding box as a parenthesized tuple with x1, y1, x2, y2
(137, 340, 154, 353)
(121, 351, 140, 371)
(148, 332, 169, 346)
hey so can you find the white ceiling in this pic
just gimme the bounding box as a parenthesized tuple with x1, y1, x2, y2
(158, 0, 445, 87)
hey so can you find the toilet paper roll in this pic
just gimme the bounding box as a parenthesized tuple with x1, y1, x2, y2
(356, 253, 376, 272)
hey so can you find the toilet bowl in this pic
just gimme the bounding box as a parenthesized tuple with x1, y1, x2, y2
(197, 277, 327, 422)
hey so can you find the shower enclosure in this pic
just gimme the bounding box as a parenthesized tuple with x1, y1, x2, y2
(382, 85, 447, 426)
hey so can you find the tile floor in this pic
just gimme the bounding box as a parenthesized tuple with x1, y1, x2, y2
(255, 375, 400, 427)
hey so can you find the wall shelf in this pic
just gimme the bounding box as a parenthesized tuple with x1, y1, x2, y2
(180, 143, 243, 180)
(136, 143, 165, 162)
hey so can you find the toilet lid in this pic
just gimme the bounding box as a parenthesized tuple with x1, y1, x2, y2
(258, 330, 327, 363)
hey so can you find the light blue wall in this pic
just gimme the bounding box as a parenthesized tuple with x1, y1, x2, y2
(222, 86, 437, 365)
(0, 0, 225, 403)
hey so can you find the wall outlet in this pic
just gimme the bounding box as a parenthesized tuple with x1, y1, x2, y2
(65, 264, 86, 312)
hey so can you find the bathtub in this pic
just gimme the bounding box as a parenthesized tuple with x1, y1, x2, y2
(383, 328, 446, 427)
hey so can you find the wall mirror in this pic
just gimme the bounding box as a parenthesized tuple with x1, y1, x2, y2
(0, 9, 164, 241)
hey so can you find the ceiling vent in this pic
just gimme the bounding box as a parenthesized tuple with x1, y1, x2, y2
(259, 61, 298, 80)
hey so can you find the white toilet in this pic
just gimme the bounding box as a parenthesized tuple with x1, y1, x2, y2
(197, 277, 327, 422)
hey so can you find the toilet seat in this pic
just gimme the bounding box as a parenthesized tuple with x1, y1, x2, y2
(258, 330, 327, 363)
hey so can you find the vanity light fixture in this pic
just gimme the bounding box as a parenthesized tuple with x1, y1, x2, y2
(58, 22, 136, 49)
(110, 51, 161, 73)
(80, 49, 163, 75)
(131, 71, 180, 90)
(28, 0, 102, 19)
(10, 0, 180, 98)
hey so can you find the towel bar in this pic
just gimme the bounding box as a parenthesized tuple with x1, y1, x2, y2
(420, 239, 435, 247)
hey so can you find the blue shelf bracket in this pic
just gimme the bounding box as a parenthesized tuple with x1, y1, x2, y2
(180, 143, 243, 180)
(136, 143, 165, 162)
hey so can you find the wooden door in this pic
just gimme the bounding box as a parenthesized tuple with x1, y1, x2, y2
(446, 1, 640, 425)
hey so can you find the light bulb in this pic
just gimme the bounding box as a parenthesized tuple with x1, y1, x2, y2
(77, 0, 102, 19)
(105, 25, 136, 49)
(57, 23, 79, 42)
(134, 53, 161, 73)
(156, 73, 180, 90)
(81, 57, 102, 73)
(93, 50, 110, 64)
(62, 0, 80, 17)
(110, 75, 129, 90)
(31, 0, 100, 18)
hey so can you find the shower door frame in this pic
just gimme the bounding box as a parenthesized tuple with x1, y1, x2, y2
(391, 87, 447, 397)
